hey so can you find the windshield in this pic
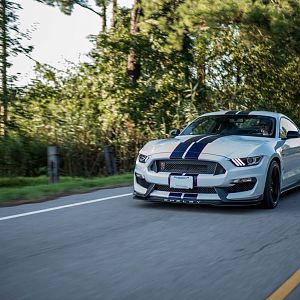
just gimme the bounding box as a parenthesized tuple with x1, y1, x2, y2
(181, 115, 276, 138)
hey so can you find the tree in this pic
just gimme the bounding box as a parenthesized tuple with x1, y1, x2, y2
(6, 0, 300, 177)
(36, 0, 111, 31)
(0, 0, 8, 135)
(0, 1, 32, 136)
(126, 0, 142, 84)
(111, 0, 117, 28)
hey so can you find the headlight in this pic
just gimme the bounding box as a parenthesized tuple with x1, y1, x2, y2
(231, 156, 262, 167)
(138, 153, 149, 163)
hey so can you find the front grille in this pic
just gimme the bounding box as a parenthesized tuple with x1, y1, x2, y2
(225, 182, 256, 193)
(152, 159, 225, 175)
(155, 185, 216, 194)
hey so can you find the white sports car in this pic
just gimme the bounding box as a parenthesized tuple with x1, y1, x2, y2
(133, 111, 300, 208)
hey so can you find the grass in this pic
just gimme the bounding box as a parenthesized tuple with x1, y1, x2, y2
(0, 173, 133, 205)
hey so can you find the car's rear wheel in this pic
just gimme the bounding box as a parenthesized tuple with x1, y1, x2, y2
(263, 160, 281, 209)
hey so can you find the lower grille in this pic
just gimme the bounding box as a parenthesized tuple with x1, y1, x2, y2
(155, 185, 216, 194)
(225, 182, 256, 193)
(136, 176, 151, 189)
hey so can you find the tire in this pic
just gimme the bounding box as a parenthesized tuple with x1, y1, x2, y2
(262, 160, 281, 209)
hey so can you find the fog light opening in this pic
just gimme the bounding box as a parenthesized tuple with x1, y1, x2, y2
(232, 177, 256, 184)
(135, 173, 145, 179)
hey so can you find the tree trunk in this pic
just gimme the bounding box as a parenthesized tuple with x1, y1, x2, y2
(196, 35, 206, 88)
(102, 3, 107, 32)
(126, 0, 142, 84)
(111, 0, 117, 29)
(198, 62, 205, 86)
(0, 0, 8, 136)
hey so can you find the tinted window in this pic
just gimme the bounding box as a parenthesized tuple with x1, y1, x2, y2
(280, 118, 299, 139)
(181, 115, 276, 138)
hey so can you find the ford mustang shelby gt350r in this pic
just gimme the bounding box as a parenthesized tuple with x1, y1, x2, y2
(133, 111, 300, 208)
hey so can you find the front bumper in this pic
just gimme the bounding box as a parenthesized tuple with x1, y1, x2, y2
(133, 191, 263, 206)
(134, 153, 268, 205)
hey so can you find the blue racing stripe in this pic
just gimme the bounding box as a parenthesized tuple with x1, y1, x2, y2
(184, 143, 206, 159)
(184, 135, 221, 159)
(169, 192, 182, 198)
(225, 111, 238, 115)
(225, 110, 251, 115)
(237, 111, 251, 115)
(170, 135, 205, 159)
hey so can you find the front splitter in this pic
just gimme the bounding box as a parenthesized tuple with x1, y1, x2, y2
(133, 192, 263, 207)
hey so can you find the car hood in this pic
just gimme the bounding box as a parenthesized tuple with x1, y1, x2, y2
(141, 134, 272, 159)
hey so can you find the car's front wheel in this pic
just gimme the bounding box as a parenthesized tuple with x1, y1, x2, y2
(263, 160, 281, 209)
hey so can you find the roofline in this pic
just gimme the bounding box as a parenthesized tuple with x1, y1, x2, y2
(201, 110, 283, 118)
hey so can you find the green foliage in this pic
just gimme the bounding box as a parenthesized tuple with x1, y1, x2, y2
(0, 134, 47, 176)
(1, 1, 32, 135)
(0, 176, 49, 187)
(4, 0, 300, 177)
(0, 173, 132, 203)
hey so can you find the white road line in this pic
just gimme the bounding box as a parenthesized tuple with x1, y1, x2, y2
(0, 193, 132, 221)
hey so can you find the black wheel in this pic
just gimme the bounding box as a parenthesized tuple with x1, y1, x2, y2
(263, 160, 281, 209)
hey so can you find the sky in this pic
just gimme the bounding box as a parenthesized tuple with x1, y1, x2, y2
(10, 0, 134, 86)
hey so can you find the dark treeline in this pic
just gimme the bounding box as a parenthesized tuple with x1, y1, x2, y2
(1, 0, 300, 177)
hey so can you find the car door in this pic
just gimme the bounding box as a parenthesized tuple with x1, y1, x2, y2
(280, 117, 300, 189)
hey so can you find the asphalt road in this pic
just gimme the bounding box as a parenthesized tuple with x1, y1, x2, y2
(1, 186, 300, 300)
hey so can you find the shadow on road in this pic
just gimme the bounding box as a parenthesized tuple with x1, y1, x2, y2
(281, 185, 300, 199)
(133, 200, 260, 215)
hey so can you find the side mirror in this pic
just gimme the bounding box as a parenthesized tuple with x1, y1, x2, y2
(286, 131, 300, 139)
(169, 129, 180, 137)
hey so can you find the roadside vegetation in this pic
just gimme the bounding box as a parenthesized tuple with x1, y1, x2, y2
(0, 1, 299, 189)
(0, 173, 132, 205)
